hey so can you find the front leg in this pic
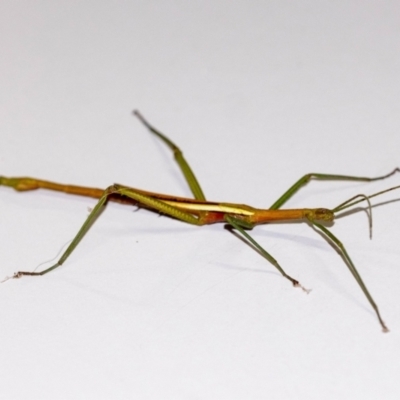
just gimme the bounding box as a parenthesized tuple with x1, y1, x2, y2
(308, 218, 388, 332)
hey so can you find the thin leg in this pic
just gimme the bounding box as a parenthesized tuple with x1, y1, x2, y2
(133, 110, 206, 201)
(270, 169, 400, 210)
(308, 219, 388, 332)
(13, 184, 204, 277)
(224, 215, 308, 291)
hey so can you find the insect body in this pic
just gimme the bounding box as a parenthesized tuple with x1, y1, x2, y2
(1, 111, 399, 332)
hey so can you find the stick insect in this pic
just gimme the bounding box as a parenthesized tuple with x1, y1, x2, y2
(1, 111, 399, 332)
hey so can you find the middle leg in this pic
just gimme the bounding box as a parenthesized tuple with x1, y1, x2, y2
(225, 215, 308, 291)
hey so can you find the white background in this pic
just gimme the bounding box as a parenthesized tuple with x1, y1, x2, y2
(1, 1, 400, 399)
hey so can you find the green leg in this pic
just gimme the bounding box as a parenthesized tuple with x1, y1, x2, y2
(13, 184, 203, 278)
(133, 110, 206, 201)
(225, 215, 308, 291)
(308, 219, 388, 332)
(270, 169, 400, 210)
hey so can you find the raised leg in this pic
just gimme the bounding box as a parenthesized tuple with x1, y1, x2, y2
(133, 110, 206, 201)
(13, 184, 204, 277)
(224, 215, 308, 291)
(270, 169, 400, 210)
(308, 218, 388, 332)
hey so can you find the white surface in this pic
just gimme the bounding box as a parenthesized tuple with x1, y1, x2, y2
(1, 1, 400, 399)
